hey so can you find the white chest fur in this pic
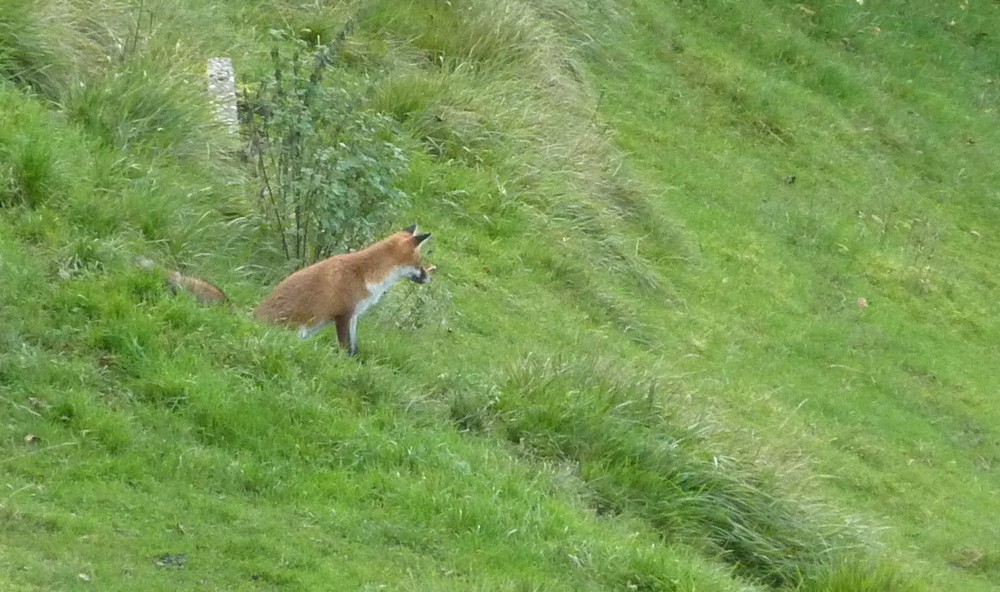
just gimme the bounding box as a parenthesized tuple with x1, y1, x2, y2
(356, 265, 417, 318)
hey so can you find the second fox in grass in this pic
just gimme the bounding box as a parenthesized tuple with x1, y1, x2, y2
(253, 225, 432, 356)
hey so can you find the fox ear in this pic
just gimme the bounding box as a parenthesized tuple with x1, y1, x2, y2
(403, 224, 418, 235)
(413, 232, 432, 248)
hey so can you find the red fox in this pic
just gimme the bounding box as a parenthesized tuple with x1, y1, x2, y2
(253, 225, 432, 355)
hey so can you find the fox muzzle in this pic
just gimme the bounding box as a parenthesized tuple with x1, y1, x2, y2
(410, 267, 432, 284)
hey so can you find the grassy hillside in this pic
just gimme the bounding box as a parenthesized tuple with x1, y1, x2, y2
(1, 0, 997, 590)
(577, 2, 1000, 590)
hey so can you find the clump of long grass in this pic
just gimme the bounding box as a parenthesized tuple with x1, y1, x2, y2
(67, 58, 221, 159)
(363, 0, 671, 329)
(1, 0, 249, 313)
(796, 558, 927, 592)
(0, 86, 95, 209)
(492, 355, 909, 589)
(0, 0, 89, 97)
(1, 0, 240, 169)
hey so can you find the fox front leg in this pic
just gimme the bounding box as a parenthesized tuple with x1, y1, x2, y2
(334, 315, 356, 356)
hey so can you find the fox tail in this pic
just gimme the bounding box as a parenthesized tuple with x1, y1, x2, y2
(137, 257, 228, 305)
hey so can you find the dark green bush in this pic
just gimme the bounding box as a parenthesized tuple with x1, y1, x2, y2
(244, 29, 409, 265)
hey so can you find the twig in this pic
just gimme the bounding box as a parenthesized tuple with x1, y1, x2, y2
(0, 395, 42, 418)
(247, 96, 290, 260)
(2, 484, 36, 506)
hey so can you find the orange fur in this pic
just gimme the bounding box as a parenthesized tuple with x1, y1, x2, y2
(136, 256, 228, 305)
(167, 271, 228, 305)
(254, 226, 431, 355)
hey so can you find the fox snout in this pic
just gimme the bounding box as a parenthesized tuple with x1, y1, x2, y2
(410, 266, 433, 284)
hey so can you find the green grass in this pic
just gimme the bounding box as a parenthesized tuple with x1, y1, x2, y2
(575, 0, 1000, 589)
(2, 0, 999, 589)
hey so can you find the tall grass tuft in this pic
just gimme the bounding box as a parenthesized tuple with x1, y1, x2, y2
(495, 356, 864, 588)
(366, 0, 669, 316)
(0, 0, 133, 99)
(0, 0, 84, 97)
(796, 558, 927, 592)
(67, 59, 219, 159)
(0, 86, 95, 208)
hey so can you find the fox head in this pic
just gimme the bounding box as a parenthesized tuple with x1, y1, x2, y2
(397, 224, 432, 284)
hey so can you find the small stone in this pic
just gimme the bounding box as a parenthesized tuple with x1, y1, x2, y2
(154, 553, 188, 569)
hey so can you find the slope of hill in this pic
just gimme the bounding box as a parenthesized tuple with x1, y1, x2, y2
(1, 0, 997, 590)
